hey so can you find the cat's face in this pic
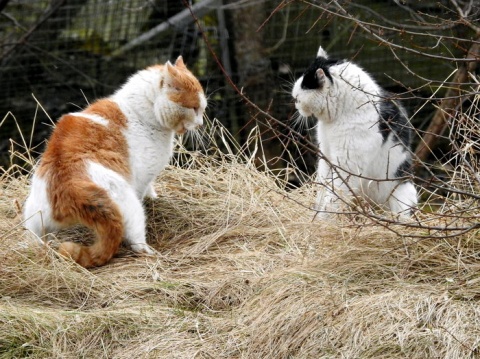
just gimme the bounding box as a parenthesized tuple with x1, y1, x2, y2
(292, 46, 344, 119)
(154, 57, 207, 134)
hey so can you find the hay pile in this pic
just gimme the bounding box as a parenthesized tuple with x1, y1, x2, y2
(1, 131, 480, 358)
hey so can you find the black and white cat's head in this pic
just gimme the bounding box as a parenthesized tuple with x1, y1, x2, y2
(292, 46, 348, 119)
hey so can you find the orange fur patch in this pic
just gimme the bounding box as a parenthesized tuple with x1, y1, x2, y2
(167, 66, 204, 109)
(57, 187, 124, 268)
(84, 98, 128, 128)
(39, 99, 130, 180)
(149, 58, 204, 110)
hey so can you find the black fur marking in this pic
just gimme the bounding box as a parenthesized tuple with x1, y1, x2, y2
(378, 97, 411, 147)
(301, 57, 344, 90)
(395, 158, 413, 178)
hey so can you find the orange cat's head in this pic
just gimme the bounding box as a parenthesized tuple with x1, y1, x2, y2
(152, 56, 206, 134)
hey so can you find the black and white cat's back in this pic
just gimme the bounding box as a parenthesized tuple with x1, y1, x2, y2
(292, 45, 417, 217)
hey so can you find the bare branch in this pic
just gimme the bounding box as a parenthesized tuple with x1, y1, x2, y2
(415, 40, 480, 164)
(449, 0, 480, 33)
(305, 0, 480, 63)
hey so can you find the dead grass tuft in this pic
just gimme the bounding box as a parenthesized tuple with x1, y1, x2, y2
(1, 121, 480, 358)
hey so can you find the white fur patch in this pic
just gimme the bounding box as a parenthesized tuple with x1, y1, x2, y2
(23, 174, 58, 242)
(71, 112, 109, 126)
(86, 161, 151, 252)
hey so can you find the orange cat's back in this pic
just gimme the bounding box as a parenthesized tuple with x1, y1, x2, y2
(39, 99, 130, 180)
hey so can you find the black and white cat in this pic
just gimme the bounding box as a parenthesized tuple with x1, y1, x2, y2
(292, 46, 417, 217)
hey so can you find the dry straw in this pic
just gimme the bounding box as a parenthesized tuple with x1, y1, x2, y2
(1, 117, 480, 358)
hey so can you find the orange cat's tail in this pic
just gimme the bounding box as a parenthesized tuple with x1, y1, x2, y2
(57, 182, 124, 268)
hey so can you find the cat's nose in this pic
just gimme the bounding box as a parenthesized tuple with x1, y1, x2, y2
(192, 107, 203, 126)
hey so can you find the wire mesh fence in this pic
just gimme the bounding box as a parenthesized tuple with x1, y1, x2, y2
(1, 0, 460, 163)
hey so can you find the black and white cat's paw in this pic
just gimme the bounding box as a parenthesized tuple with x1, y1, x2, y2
(388, 182, 417, 221)
(313, 189, 343, 221)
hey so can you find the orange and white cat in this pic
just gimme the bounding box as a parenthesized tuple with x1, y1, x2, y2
(23, 56, 206, 268)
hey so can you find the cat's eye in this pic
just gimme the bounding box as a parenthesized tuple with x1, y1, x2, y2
(167, 84, 181, 91)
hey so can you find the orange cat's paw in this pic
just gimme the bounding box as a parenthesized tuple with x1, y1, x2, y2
(145, 184, 158, 199)
(131, 243, 155, 256)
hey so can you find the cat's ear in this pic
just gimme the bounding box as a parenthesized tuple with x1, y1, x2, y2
(165, 61, 182, 88)
(315, 68, 326, 85)
(166, 61, 179, 77)
(174, 56, 187, 69)
(317, 46, 328, 59)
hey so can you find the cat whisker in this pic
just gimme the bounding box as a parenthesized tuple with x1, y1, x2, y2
(289, 111, 315, 134)
(192, 129, 207, 151)
(181, 125, 208, 152)
(278, 74, 298, 97)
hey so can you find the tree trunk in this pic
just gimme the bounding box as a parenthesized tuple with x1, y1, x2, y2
(229, 2, 282, 170)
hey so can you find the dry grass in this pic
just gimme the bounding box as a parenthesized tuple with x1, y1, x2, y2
(1, 122, 480, 358)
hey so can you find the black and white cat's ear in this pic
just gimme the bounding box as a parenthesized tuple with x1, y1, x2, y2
(317, 46, 328, 59)
(315, 68, 326, 85)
